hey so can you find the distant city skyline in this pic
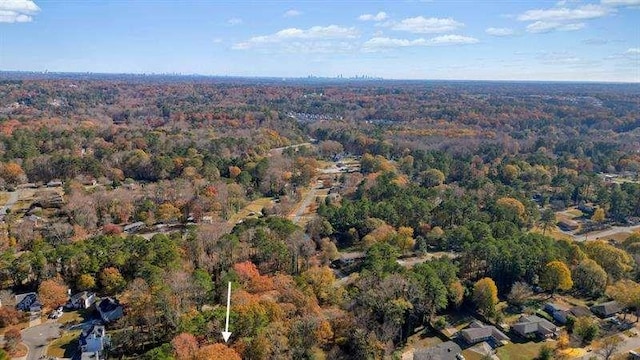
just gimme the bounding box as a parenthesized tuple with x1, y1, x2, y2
(1, 0, 639, 82)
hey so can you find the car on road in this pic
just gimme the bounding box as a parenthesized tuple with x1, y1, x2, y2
(48, 307, 63, 319)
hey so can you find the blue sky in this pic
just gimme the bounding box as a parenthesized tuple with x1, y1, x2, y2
(0, 0, 638, 81)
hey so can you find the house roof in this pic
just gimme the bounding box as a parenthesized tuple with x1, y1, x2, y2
(513, 315, 558, 336)
(80, 325, 106, 346)
(413, 341, 462, 360)
(71, 291, 94, 302)
(98, 297, 121, 313)
(461, 321, 509, 343)
(591, 301, 623, 316)
(569, 305, 592, 318)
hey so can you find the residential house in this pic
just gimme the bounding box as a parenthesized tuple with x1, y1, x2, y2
(67, 291, 97, 310)
(79, 324, 109, 359)
(97, 298, 123, 323)
(591, 301, 624, 318)
(544, 302, 592, 324)
(123, 221, 145, 234)
(512, 315, 559, 339)
(460, 321, 509, 346)
(15, 292, 42, 313)
(557, 219, 579, 231)
(413, 341, 464, 360)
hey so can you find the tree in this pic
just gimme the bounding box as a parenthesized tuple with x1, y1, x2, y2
(607, 279, 640, 321)
(540, 261, 573, 294)
(595, 335, 622, 360)
(157, 202, 181, 223)
(573, 259, 607, 298)
(3, 327, 21, 353)
(540, 208, 556, 235)
(591, 208, 606, 223)
(536, 345, 553, 360)
(0, 308, 24, 328)
(583, 241, 633, 281)
(574, 316, 599, 344)
(496, 197, 526, 224)
(473, 277, 499, 316)
(99, 267, 126, 295)
(77, 273, 96, 291)
(507, 281, 532, 307)
(38, 278, 69, 309)
(195, 344, 241, 360)
(171, 332, 198, 360)
(0, 349, 9, 360)
(2, 162, 27, 184)
(421, 169, 445, 187)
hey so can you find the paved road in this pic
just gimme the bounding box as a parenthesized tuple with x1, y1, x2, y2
(21, 320, 61, 360)
(289, 183, 321, 225)
(269, 142, 312, 156)
(0, 191, 19, 217)
(565, 224, 640, 242)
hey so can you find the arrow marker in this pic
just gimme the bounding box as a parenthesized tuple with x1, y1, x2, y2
(221, 281, 232, 342)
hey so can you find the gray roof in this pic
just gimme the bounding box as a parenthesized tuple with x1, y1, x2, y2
(414, 341, 462, 360)
(512, 315, 558, 336)
(461, 321, 509, 343)
(591, 301, 623, 317)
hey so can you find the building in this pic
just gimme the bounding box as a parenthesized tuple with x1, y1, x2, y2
(79, 324, 109, 360)
(67, 291, 97, 310)
(557, 219, 579, 231)
(413, 341, 464, 360)
(545, 303, 591, 324)
(591, 301, 624, 318)
(512, 315, 559, 339)
(97, 298, 123, 323)
(460, 321, 509, 346)
(15, 292, 42, 313)
(123, 221, 145, 234)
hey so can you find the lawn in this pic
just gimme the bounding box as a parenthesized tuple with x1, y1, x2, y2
(47, 330, 81, 358)
(227, 197, 273, 225)
(496, 341, 556, 360)
(58, 309, 91, 325)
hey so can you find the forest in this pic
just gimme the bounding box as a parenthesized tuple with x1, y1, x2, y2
(0, 74, 639, 360)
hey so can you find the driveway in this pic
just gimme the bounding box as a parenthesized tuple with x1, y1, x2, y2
(21, 320, 62, 360)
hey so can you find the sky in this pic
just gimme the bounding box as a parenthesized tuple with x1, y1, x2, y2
(0, 0, 639, 82)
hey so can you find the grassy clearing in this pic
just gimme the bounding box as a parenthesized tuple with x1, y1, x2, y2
(599, 231, 633, 243)
(227, 197, 273, 225)
(496, 341, 556, 360)
(47, 330, 81, 358)
(530, 226, 574, 241)
(58, 309, 90, 325)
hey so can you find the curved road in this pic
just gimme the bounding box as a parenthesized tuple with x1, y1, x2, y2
(21, 320, 61, 360)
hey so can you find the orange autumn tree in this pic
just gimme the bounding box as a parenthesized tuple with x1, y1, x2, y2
(171, 332, 198, 360)
(38, 278, 69, 309)
(233, 261, 273, 293)
(195, 344, 241, 360)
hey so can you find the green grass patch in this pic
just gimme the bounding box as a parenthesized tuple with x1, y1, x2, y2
(496, 341, 556, 360)
(58, 309, 90, 325)
(47, 330, 81, 358)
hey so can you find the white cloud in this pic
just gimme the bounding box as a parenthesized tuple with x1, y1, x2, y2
(0, 0, 40, 23)
(526, 21, 585, 33)
(227, 17, 243, 25)
(233, 25, 359, 52)
(283, 9, 302, 17)
(518, 4, 610, 21)
(362, 34, 478, 51)
(601, 0, 640, 6)
(429, 34, 479, 45)
(626, 47, 640, 54)
(390, 16, 463, 34)
(485, 27, 514, 36)
(358, 11, 388, 21)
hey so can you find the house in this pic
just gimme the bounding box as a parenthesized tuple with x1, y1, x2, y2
(591, 301, 624, 318)
(97, 298, 123, 323)
(123, 221, 145, 234)
(557, 219, 579, 231)
(553, 306, 592, 324)
(67, 291, 97, 310)
(512, 315, 559, 339)
(46, 180, 63, 187)
(544, 303, 592, 324)
(413, 341, 464, 360)
(79, 324, 109, 359)
(15, 292, 42, 313)
(460, 321, 509, 346)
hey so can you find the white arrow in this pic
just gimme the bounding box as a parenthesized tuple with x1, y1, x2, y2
(221, 281, 232, 342)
